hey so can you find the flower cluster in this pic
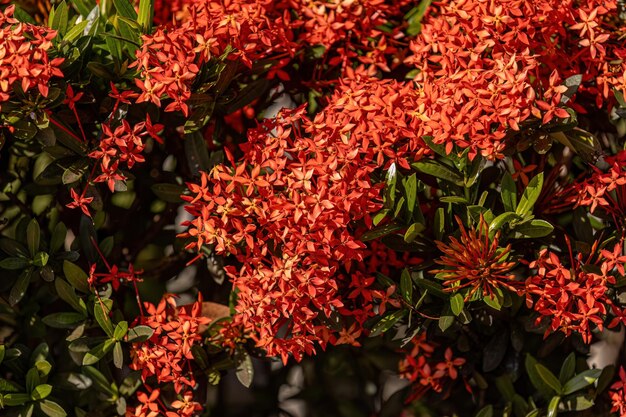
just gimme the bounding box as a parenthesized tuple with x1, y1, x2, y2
(87, 117, 163, 192)
(0, 6, 63, 107)
(398, 333, 466, 401)
(130, 295, 210, 391)
(525, 239, 626, 343)
(610, 366, 626, 416)
(432, 216, 519, 301)
(402, 0, 626, 159)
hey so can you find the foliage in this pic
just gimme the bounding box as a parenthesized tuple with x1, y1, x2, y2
(2, 0, 626, 416)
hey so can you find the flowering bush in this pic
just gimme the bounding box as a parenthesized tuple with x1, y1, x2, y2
(4, 0, 626, 416)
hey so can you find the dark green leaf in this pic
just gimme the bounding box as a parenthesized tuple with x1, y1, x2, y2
(370, 310, 406, 336)
(26, 367, 40, 393)
(0, 257, 30, 270)
(40, 400, 67, 417)
(2, 393, 30, 406)
(561, 74, 582, 104)
(55, 279, 87, 315)
(50, 223, 67, 254)
(400, 269, 413, 303)
(475, 405, 493, 417)
(184, 132, 211, 176)
(596, 365, 615, 395)
(27, 219, 40, 256)
(50, 1, 69, 36)
(62, 159, 89, 184)
(10, 269, 32, 306)
(535, 364, 562, 394)
(501, 171, 517, 212)
(404, 174, 418, 219)
(526, 354, 555, 398)
(411, 160, 463, 185)
(126, 325, 154, 342)
(560, 394, 594, 411)
(42, 312, 85, 328)
(63, 261, 89, 293)
(414, 277, 447, 299)
(82, 366, 116, 395)
(483, 330, 508, 372)
(513, 219, 554, 238)
(360, 222, 403, 242)
(94, 299, 115, 338)
(559, 353, 576, 384)
(151, 183, 185, 203)
(489, 212, 521, 236)
(434, 207, 445, 241)
(516, 173, 543, 216)
(562, 369, 602, 395)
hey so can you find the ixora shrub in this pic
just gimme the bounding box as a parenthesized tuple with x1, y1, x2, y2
(5, 0, 626, 415)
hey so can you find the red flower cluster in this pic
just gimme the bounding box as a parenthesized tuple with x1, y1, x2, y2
(610, 366, 626, 416)
(0, 5, 63, 106)
(130, 295, 210, 392)
(432, 216, 519, 301)
(398, 333, 465, 401)
(88, 117, 163, 192)
(182, 104, 385, 362)
(403, 0, 626, 159)
(525, 239, 626, 343)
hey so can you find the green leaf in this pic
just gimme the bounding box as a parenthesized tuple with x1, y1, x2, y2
(114, 321, 128, 341)
(0, 345, 4, 365)
(404, 174, 418, 219)
(63, 261, 89, 293)
(10, 269, 33, 306)
(400, 269, 413, 303)
(0, 257, 30, 270)
(40, 400, 67, 417)
(82, 366, 116, 395)
(184, 132, 211, 176)
(27, 219, 41, 256)
(404, 223, 425, 243)
(26, 367, 40, 393)
(547, 396, 560, 417)
(151, 183, 185, 203)
(433, 207, 445, 241)
(501, 172, 517, 212)
(411, 160, 463, 185)
(561, 74, 582, 104)
(438, 315, 454, 332)
(475, 405, 493, 417)
(113, 342, 123, 369)
(31, 384, 52, 401)
(526, 354, 555, 398)
(513, 219, 554, 238)
(113, 0, 138, 19)
(450, 293, 464, 316)
(126, 325, 154, 342)
(32, 252, 49, 267)
(50, 1, 69, 36)
(82, 340, 115, 366)
(562, 369, 602, 395)
(489, 212, 521, 236)
(62, 159, 90, 185)
(2, 393, 30, 406)
(94, 299, 115, 338)
(558, 353, 576, 384)
(415, 277, 447, 299)
(42, 312, 85, 328)
(137, 0, 154, 33)
(535, 364, 562, 394)
(596, 365, 616, 395)
(370, 310, 406, 336)
(360, 222, 403, 242)
(63, 20, 89, 42)
(560, 394, 594, 412)
(235, 351, 254, 388)
(516, 173, 544, 216)
(483, 291, 503, 310)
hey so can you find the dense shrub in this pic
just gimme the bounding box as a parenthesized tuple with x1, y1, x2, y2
(3, 0, 626, 416)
